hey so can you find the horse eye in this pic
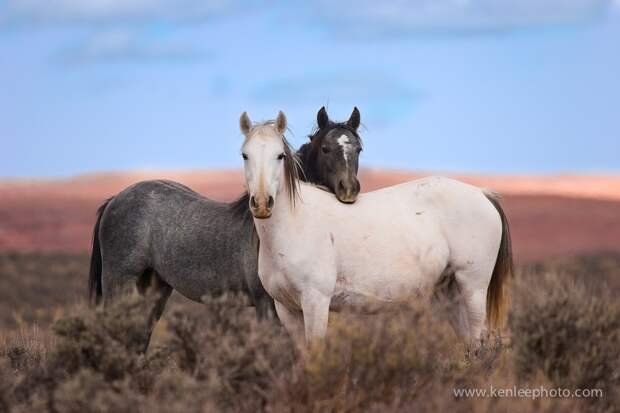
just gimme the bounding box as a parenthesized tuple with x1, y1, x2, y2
(242, 153, 248, 160)
(321, 146, 330, 154)
(277, 153, 286, 160)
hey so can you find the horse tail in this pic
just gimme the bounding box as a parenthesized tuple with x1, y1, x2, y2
(89, 198, 112, 306)
(484, 191, 514, 330)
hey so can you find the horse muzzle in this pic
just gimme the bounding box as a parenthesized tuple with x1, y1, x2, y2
(335, 178, 360, 204)
(250, 194, 274, 219)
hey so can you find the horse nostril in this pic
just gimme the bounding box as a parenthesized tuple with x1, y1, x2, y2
(338, 180, 346, 192)
(267, 196, 274, 209)
(250, 196, 258, 209)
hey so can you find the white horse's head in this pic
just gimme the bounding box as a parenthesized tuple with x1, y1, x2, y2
(239, 111, 300, 219)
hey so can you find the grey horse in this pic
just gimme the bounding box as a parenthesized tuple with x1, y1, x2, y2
(88, 107, 364, 351)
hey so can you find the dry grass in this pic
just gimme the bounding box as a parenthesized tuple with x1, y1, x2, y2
(0, 252, 619, 412)
(0, 253, 88, 329)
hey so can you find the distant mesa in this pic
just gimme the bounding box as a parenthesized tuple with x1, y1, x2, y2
(1, 169, 619, 262)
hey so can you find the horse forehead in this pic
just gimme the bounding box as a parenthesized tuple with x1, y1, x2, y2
(245, 133, 281, 152)
(326, 129, 358, 147)
(337, 134, 351, 148)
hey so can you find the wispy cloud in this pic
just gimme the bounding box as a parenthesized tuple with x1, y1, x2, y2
(2, 0, 616, 64)
(8, 0, 613, 31)
(309, 0, 614, 37)
(0, 0, 239, 63)
(61, 28, 210, 63)
(0, 0, 244, 26)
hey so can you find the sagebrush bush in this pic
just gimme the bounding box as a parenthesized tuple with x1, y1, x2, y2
(510, 272, 620, 412)
(5, 293, 173, 412)
(141, 369, 217, 413)
(166, 293, 297, 411)
(52, 370, 140, 413)
(294, 302, 457, 411)
(0, 254, 618, 412)
(0, 326, 54, 372)
(0, 364, 11, 413)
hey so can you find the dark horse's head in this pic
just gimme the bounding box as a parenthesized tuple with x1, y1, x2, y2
(298, 107, 362, 203)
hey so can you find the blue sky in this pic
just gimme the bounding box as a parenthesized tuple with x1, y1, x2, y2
(1, 0, 619, 177)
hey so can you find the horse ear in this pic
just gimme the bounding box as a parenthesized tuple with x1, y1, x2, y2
(347, 107, 360, 130)
(276, 111, 287, 135)
(317, 106, 329, 129)
(240, 112, 252, 136)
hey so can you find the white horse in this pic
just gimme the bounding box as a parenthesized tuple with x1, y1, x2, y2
(239, 111, 513, 343)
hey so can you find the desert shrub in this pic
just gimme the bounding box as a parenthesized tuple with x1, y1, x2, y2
(167, 293, 296, 411)
(142, 369, 216, 413)
(0, 364, 11, 413)
(0, 326, 54, 372)
(269, 300, 463, 412)
(0, 253, 89, 330)
(52, 370, 140, 413)
(8, 293, 173, 412)
(49, 294, 159, 382)
(1, 253, 619, 412)
(510, 272, 620, 412)
(5, 292, 296, 412)
(521, 253, 620, 295)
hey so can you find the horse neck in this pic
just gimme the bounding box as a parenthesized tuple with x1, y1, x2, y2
(253, 179, 298, 246)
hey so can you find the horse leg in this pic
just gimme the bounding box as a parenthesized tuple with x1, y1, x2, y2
(255, 295, 277, 321)
(274, 300, 304, 344)
(432, 267, 470, 339)
(136, 270, 172, 352)
(251, 281, 278, 321)
(454, 268, 491, 342)
(300, 291, 331, 345)
(102, 267, 172, 353)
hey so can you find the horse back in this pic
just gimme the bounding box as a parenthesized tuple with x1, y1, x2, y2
(98, 180, 257, 302)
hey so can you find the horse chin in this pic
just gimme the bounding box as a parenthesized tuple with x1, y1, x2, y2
(335, 189, 359, 204)
(339, 196, 357, 204)
(251, 209, 272, 219)
(337, 195, 357, 204)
